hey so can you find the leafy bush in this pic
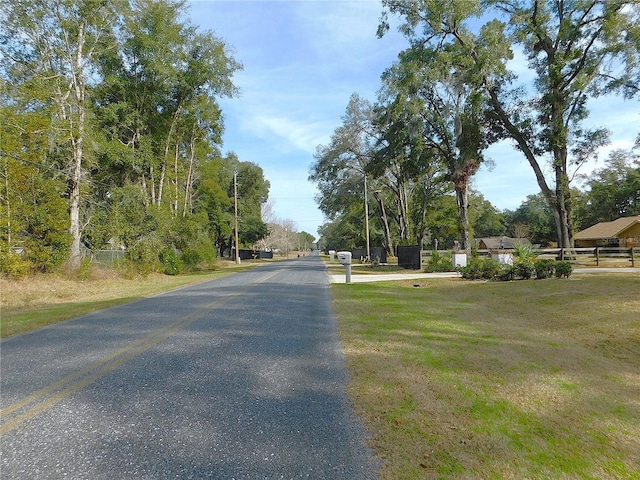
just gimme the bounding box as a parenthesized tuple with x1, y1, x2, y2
(181, 249, 202, 270)
(126, 236, 162, 274)
(499, 265, 516, 281)
(460, 257, 501, 280)
(181, 235, 218, 271)
(535, 259, 556, 279)
(4, 171, 71, 273)
(496, 260, 572, 282)
(514, 260, 535, 279)
(459, 257, 482, 279)
(511, 243, 538, 280)
(555, 261, 573, 278)
(424, 250, 454, 272)
(0, 251, 32, 277)
(160, 249, 184, 275)
(481, 258, 502, 280)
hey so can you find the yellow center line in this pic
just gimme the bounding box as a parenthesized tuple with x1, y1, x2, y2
(0, 269, 280, 435)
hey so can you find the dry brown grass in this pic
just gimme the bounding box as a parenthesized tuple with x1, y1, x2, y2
(333, 273, 640, 479)
(1, 270, 205, 310)
(0, 265, 245, 337)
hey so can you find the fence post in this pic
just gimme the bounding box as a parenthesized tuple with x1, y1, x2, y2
(631, 247, 635, 268)
(595, 247, 599, 267)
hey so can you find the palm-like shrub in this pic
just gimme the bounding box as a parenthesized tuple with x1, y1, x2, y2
(513, 243, 537, 280)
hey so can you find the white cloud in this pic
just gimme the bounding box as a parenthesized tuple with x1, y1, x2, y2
(243, 113, 331, 154)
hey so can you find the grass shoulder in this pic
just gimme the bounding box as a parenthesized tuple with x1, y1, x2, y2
(0, 260, 259, 338)
(332, 273, 640, 479)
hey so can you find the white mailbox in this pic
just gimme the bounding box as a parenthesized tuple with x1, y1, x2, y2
(337, 251, 352, 265)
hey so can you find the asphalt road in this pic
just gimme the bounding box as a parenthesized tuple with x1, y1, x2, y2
(1, 253, 379, 479)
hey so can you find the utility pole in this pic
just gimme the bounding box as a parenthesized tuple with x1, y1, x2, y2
(234, 171, 240, 264)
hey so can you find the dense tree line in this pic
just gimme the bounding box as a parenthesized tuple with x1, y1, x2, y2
(1, 0, 270, 275)
(311, 0, 639, 253)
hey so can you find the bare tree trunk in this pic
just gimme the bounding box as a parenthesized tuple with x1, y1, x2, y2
(373, 191, 394, 255)
(2, 160, 11, 249)
(140, 175, 149, 207)
(551, 91, 573, 248)
(183, 137, 195, 218)
(158, 104, 183, 206)
(150, 164, 156, 205)
(455, 186, 471, 253)
(398, 184, 411, 242)
(67, 23, 87, 270)
(173, 141, 179, 214)
(487, 87, 572, 247)
(157, 163, 165, 206)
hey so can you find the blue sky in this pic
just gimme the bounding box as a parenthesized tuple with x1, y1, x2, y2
(188, 0, 639, 238)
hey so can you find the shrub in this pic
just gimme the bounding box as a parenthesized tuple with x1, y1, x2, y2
(424, 251, 454, 272)
(499, 265, 516, 281)
(535, 259, 556, 279)
(160, 249, 183, 275)
(181, 249, 202, 270)
(24, 236, 70, 272)
(481, 258, 502, 280)
(460, 257, 482, 279)
(460, 257, 500, 280)
(126, 236, 162, 274)
(513, 243, 538, 263)
(514, 260, 535, 280)
(555, 261, 573, 278)
(511, 243, 538, 280)
(0, 251, 32, 277)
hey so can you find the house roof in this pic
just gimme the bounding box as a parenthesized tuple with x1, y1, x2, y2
(574, 215, 640, 240)
(476, 236, 530, 249)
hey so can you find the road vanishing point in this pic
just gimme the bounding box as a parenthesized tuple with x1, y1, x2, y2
(1, 253, 379, 479)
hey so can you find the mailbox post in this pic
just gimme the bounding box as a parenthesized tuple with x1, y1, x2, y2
(337, 251, 352, 284)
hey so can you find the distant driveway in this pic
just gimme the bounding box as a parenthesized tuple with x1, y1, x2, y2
(1, 253, 378, 479)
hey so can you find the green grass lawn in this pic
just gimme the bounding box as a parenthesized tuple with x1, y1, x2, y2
(332, 273, 640, 479)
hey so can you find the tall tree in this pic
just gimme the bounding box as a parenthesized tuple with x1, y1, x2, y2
(310, 94, 390, 252)
(575, 149, 640, 227)
(93, 0, 240, 209)
(504, 193, 556, 245)
(470, 192, 507, 238)
(232, 159, 270, 251)
(297, 231, 316, 251)
(375, 46, 488, 252)
(380, 0, 640, 247)
(1, 0, 124, 269)
(195, 154, 234, 256)
(1, 0, 250, 274)
(370, 92, 426, 247)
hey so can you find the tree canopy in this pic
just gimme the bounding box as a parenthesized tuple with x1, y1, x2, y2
(1, 0, 270, 275)
(311, 0, 639, 252)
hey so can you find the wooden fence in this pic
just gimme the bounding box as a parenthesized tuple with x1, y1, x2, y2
(532, 247, 637, 267)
